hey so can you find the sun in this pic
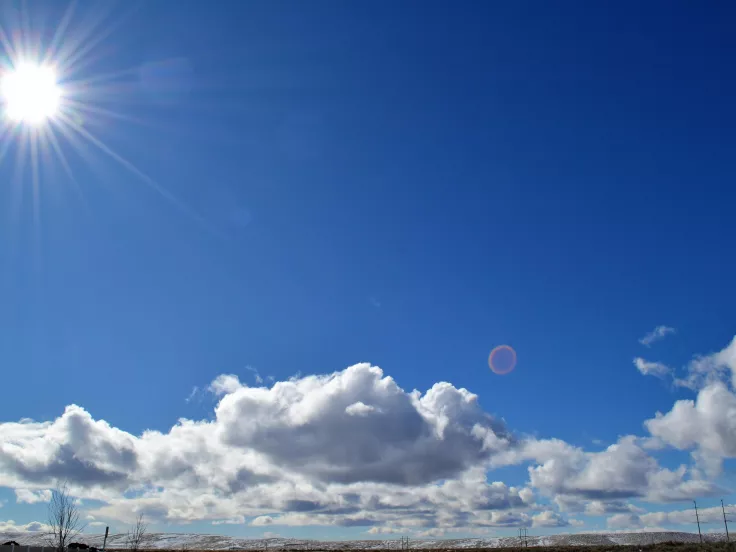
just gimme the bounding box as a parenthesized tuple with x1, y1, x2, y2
(1, 62, 61, 125)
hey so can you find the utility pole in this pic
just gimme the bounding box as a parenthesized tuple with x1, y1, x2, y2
(518, 528, 528, 548)
(695, 501, 703, 544)
(102, 527, 109, 552)
(723, 499, 732, 542)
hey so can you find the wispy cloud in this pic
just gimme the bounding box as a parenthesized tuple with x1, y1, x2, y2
(245, 365, 264, 384)
(633, 357, 671, 378)
(185, 386, 200, 403)
(639, 326, 676, 347)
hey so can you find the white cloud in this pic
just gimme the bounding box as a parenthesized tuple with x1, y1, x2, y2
(637, 503, 735, 527)
(646, 382, 736, 477)
(496, 435, 719, 503)
(251, 516, 275, 526)
(185, 387, 199, 403)
(208, 374, 243, 396)
(245, 366, 264, 385)
(640, 336, 736, 478)
(213, 364, 512, 486)
(553, 496, 585, 513)
(14, 489, 52, 504)
(633, 357, 670, 378)
(639, 326, 676, 347)
(0, 363, 527, 531)
(675, 336, 736, 390)
(584, 501, 644, 516)
(344, 402, 378, 416)
(532, 510, 569, 528)
(607, 513, 642, 529)
(0, 519, 49, 532)
(518, 488, 535, 505)
(0, 357, 731, 534)
(366, 526, 401, 534)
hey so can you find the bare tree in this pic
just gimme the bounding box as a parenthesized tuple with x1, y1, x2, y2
(126, 515, 148, 552)
(46, 482, 85, 552)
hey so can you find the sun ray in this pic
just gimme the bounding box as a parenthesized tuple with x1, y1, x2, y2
(62, 98, 155, 128)
(56, 110, 221, 237)
(29, 125, 41, 225)
(0, 1, 224, 241)
(41, 124, 80, 195)
(43, 0, 77, 65)
(53, 4, 136, 78)
(0, 25, 17, 63)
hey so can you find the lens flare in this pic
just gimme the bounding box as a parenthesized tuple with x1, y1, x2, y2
(488, 345, 517, 375)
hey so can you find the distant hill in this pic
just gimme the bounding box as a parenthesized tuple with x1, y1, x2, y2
(0, 530, 727, 550)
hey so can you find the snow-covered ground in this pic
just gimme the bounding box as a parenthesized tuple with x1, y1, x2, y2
(0, 531, 724, 550)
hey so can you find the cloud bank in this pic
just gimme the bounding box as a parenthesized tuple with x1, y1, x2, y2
(1, 337, 736, 535)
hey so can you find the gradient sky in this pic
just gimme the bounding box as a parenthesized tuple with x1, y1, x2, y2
(1, 0, 736, 542)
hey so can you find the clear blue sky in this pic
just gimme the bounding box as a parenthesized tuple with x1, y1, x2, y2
(1, 0, 736, 541)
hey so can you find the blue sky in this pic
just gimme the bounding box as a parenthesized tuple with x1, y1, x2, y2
(1, 0, 736, 541)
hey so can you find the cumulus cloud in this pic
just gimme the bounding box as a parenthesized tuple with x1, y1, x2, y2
(646, 382, 736, 477)
(644, 336, 736, 477)
(0, 364, 528, 531)
(344, 402, 379, 417)
(14, 489, 52, 504)
(532, 510, 569, 528)
(638, 503, 734, 527)
(633, 358, 670, 378)
(584, 501, 644, 516)
(675, 336, 736, 390)
(553, 496, 586, 513)
(639, 326, 676, 347)
(0, 405, 138, 490)
(495, 436, 721, 503)
(607, 513, 642, 530)
(606, 502, 736, 531)
(213, 364, 512, 486)
(208, 374, 243, 396)
(0, 357, 732, 534)
(0, 519, 49, 532)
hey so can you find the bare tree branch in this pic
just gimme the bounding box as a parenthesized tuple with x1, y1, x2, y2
(126, 514, 148, 552)
(45, 482, 86, 552)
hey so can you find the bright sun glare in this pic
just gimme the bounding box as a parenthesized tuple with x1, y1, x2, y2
(0, 4, 209, 233)
(1, 62, 61, 125)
